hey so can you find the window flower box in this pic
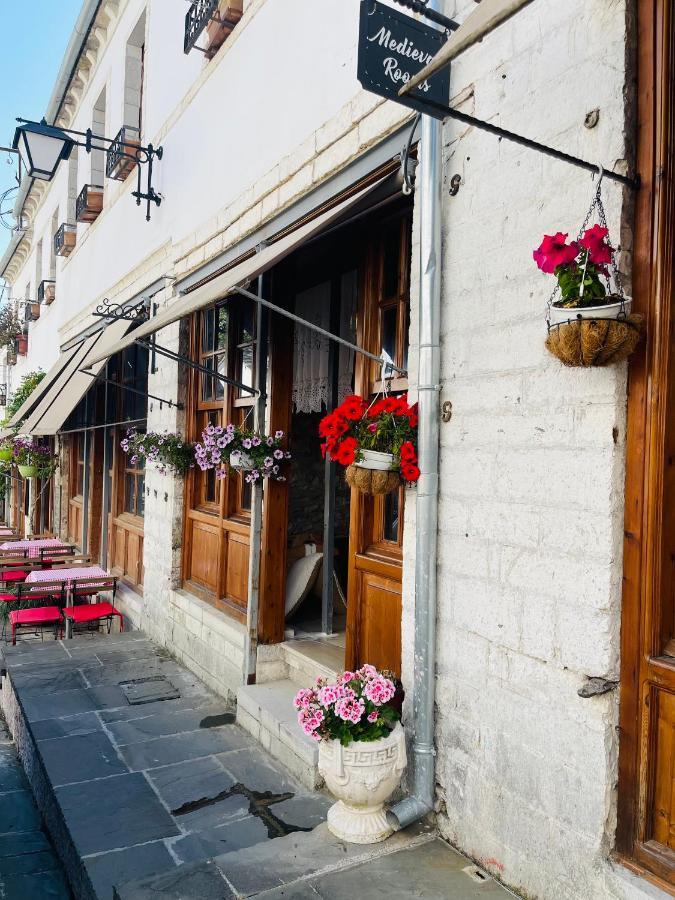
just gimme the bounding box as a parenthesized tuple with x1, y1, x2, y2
(38, 280, 56, 306)
(76, 184, 104, 223)
(106, 126, 141, 182)
(54, 223, 76, 257)
(205, 0, 243, 58)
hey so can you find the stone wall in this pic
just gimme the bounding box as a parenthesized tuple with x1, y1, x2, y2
(404, 2, 643, 899)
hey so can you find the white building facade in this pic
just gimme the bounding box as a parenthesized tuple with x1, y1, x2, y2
(1, 1, 673, 899)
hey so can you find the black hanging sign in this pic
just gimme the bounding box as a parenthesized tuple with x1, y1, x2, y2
(357, 0, 450, 119)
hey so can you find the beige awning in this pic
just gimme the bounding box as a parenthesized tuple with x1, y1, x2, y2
(85, 177, 388, 367)
(401, 0, 535, 94)
(4, 341, 87, 432)
(20, 318, 133, 436)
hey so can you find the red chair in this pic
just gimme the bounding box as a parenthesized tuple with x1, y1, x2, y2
(0, 548, 29, 585)
(63, 576, 122, 634)
(8, 580, 66, 646)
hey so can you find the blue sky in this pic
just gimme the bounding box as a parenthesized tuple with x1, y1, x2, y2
(0, 1, 83, 259)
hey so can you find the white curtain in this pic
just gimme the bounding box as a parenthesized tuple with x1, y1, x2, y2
(292, 271, 357, 414)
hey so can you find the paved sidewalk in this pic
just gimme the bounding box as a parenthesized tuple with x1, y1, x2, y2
(0, 717, 71, 899)
(1, 632, 330, 899)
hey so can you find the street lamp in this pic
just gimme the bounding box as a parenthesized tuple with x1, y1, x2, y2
(12, 119, 75, 181)
(11, 117, 164, 221)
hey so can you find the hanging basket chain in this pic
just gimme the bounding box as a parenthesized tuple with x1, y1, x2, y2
(546, 169, 623, 328)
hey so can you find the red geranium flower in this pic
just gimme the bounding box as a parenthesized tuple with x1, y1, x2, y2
(578, 224, 613, 266)
(533, 232, 579, 274)
(407, 403, 418, 427)
(319, 412, 347, 439)
(400, 441, 416, 463)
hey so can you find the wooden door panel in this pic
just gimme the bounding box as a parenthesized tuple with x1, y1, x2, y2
(353, 570, 402, 676)
(225, 531, 249, 610)
(187, 518, 220, 592)
(652, 690, 675, 848)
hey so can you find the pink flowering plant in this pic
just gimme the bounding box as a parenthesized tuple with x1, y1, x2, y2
(195, 423, 290, 484)
(120, 429, 194, 476)
(293, 665, 400, 747)
(533, 225, 616, 309)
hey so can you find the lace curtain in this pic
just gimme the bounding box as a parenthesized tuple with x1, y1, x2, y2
(292, 272, 357, 414)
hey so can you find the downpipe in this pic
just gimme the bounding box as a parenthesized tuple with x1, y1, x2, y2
(387, 36, 443, 830)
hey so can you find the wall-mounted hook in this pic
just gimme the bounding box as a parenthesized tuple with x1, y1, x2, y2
(441, 400, 453, 422)
(164, 492, 168, 503)
(449, 174, 461, 196)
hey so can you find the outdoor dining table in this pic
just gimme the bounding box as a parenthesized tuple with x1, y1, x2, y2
(0, 538, 69, 559)
(25, 566, 110, 639)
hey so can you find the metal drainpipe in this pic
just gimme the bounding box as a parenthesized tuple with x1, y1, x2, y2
(387, 1, 443, 830)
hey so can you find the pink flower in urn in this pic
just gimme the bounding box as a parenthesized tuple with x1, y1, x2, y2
(364, 676, 396, 706)
(335, 697, 365, 724)
(341, 671, 357, 684)
(367, 711, 379, 723)
(293, 688, 316, 710)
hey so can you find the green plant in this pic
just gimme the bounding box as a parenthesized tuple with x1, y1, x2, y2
(533, 226, 615, 309)
(0, 306, 22, 350)
(120, 429, 195, 475)
(1, 370, 45, 429)
(12, 439, 58, 475)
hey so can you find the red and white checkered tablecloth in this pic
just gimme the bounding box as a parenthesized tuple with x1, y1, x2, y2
(25, 565, 110, 589)
(0, 538, 67, 559)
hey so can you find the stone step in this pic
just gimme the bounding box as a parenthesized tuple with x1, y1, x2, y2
(236, 678, 321, 790)
(282, 638, 343, 684)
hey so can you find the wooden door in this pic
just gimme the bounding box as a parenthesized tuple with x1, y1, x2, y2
(183, 299, 255, 622)
(617, 1, 675, 888)
(108, 426, 145, 589)
(67, 432, 85, 548)
(346, 210, 412, 677)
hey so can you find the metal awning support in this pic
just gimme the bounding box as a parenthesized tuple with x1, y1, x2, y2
(133, 338, 261, 397)
(233, 287, 408, 378)
(395, 96, 639, 189)
(79, 371, 184, 411)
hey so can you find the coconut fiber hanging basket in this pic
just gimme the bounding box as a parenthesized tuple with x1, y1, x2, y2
(545, 313, 643, 367)
(345, 465, 401, 496)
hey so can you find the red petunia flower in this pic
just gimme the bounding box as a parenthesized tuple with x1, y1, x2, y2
(339, 395, 367, 421)
(578, 224, 613, 266)
(533, 232, 579, 274)
(319, 412, 348, 439)
(335, 437, 358, 466)
(401, 462, 420, 482)
(400, 441, 417, 463)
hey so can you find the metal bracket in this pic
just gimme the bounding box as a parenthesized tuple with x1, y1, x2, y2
(79, 370, 184, 411)
(92, 297, 149, 322)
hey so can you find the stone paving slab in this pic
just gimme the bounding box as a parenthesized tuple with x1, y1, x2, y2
(0, 718, 70, 900)
(115, 825, 515, 900)
(1, 631, 332, 900)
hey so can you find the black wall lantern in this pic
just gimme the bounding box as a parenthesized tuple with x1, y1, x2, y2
(13, 118, 164, 221)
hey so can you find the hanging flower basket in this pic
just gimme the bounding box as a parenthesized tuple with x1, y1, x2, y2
(120, 429, 195, 476)
(534, 176, 643, 368)
(17, 464, 38, 479)
(196, 424, 290, 483)
(319, 395, 419, 496)
(0, 440, 14, 463)
(12, 439, 58, 480)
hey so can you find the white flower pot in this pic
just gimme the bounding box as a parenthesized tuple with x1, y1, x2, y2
(356, 449, 396, 471)
(229, 450, 255, 470)
(549, 298, 631, 326)
(318, 723, 407, 844)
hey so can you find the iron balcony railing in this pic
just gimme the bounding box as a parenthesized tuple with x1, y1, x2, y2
(106, 126, 141, 181)
(184, 0, 219, 53)
(37, 279, 56, 304)
(76, 183, 104, 223)
(54, 223, 76, 257)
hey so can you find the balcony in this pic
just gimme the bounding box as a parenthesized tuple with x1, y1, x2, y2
(25, 302, 40, 323)
(106, 126, 140, 182)
(54, 223, 76, 258)
(76, 184, 104, 223)
(38, 279, 56, 306)
(184, 0, 242, 57)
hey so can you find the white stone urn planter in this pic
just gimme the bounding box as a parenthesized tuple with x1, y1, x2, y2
(318, 723, 407, 844)
(229, 449, 255, 470)
(355, 449, 396, 471)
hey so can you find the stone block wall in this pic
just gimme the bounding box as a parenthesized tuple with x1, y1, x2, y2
(407, 2, 640, 898)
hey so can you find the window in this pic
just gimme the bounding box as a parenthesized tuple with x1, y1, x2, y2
(124, 449, 145, 518)
(71, 433, 85, 498)
(376, 217, 411, 390)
